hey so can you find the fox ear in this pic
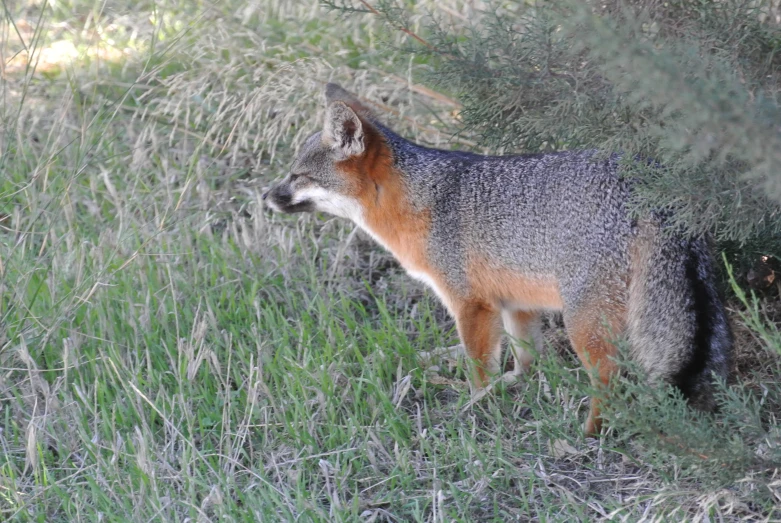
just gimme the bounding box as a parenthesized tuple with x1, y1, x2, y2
(323, 101, 364, 157)
(325, 83, 359, 105)
(324, 83, 373, 116)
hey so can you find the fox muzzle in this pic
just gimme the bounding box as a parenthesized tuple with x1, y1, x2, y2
(264, 182, 315, 214)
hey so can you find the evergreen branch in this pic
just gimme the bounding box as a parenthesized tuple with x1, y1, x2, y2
(322, 0, 443, 54)
(356, 0, 437, 51)
(319, 0, 372, 14)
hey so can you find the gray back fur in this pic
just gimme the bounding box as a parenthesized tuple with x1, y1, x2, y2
(376, 121, 731, 404)
(275, 100, 732, 408)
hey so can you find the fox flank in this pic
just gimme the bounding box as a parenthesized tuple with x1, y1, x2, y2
(263, 84, 732, 435)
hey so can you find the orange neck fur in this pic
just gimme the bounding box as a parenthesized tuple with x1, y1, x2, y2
(337, 124, 432, 276)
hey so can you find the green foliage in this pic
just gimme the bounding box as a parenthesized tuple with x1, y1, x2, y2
(601, 362, 781, 504)
(592, 262, 781, 513)
(327, 0, 781, 247)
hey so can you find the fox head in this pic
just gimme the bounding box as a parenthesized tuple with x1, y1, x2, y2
(263, 84, 392, 224)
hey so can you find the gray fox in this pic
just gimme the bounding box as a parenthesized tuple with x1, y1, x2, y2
(263, 83, 732, 434)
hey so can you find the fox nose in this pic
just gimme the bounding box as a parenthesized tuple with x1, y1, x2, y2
(262, 190, 269, 201)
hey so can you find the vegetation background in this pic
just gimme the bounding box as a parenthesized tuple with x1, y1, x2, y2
(1, 0, 780, 520)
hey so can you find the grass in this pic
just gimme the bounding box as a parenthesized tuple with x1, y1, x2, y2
(1, 0, 780, 521)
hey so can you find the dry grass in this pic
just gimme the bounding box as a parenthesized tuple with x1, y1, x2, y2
(1, 1, 780, 521)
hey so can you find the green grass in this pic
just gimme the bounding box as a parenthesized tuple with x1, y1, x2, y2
(1, 0, 780, 521)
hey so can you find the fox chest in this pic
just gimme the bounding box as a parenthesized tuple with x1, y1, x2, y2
(405, 268, 456, 313)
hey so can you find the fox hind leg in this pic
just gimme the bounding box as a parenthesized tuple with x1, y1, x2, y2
(565, 300, 627, 436)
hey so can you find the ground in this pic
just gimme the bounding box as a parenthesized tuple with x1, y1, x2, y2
(1, 1, 780, 521)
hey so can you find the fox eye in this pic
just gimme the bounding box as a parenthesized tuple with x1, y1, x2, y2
(292, 173, 317, 185)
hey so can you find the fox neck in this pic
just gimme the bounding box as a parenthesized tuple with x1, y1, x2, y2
(356, 174, 431, 276)
(346, 124, 433, 276)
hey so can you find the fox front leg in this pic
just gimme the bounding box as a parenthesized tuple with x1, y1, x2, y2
(451, 299, 508, 402)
